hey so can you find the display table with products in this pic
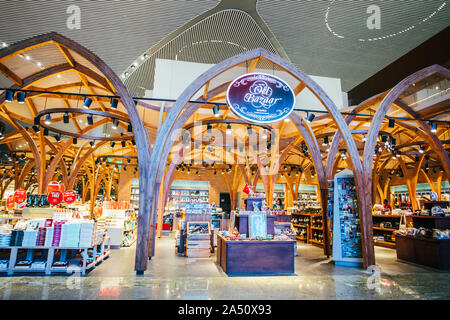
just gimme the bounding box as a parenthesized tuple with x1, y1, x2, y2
(216, 234, 295, 276)
(395, 215, 450, 270)
(396, 235, 450, 270)
(0, 237, 110, 276)
(0, 217, 110, 276)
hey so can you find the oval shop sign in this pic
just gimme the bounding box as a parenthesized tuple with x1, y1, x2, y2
(226, 73, 296, 124)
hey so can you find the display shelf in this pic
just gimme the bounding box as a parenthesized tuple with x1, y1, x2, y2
(167, 187, 210, 208)
(373, 226, 397, 232)
(372, 214, 403, 249)
(293, 223, 308, 228)
(375, 240, 396, 249)
(373, 214, 403, 218)
(0, 236, 110, 276)
(291, 209, 324, 246)
(296, 236, 307, 241)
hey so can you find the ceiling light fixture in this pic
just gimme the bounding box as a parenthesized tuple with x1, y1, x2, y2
(87, 114, 94, 125)
(431, 122, 437, 133)
(45, 114, 51, 125)
(63, 113, 69, 124)
(110, 98, 118, 109)
(226, 124, 232, 135)
(5, 90, 14, 102)
(388, 118, 395, 128)
(213, 106, 220, 118)
(83, 97, 92, 108)
(17, 92, 26, 104)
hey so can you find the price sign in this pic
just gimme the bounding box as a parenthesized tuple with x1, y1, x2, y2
(48, 191, 63, 205)
(63, 190, 77, 204)
(14, 189, 26, 203)
(6, 195, 14, 210)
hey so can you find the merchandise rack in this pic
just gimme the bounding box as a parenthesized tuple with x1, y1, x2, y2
(372, 214, 403, 249)
(0, 236, 110, 276)
(291, 212, 324, 246)
(168, 188, 209, 208)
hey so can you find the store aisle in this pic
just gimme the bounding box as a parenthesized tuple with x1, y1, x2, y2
(1, 235, 449, 300)
(91, 233, 224, 278)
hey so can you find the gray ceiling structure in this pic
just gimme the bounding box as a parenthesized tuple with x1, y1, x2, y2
(0, 0, 448, 96)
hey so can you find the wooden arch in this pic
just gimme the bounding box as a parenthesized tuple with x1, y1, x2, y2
(135, 48, 367, 273)
(362, 64, 450, 228)
(0, 32, 151, 226)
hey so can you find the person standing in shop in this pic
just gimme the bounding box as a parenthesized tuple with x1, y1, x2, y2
(274, 198, 284, 210)
(382, 199, 393, 214)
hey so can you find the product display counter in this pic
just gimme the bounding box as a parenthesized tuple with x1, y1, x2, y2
(396, 234, 450, 270)
(216, 234, 295, 276)
(396, 215, 450, 270)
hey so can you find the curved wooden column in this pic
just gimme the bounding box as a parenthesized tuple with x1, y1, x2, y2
(146, 84, 230, 258)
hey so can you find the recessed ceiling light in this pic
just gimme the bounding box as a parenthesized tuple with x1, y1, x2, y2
(25, 55, 31, 60)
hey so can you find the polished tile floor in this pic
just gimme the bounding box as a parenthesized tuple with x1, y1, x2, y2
(0, 234, 449, 300)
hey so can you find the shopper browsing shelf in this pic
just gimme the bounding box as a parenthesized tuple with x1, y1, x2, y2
(274, 198, 284, 210)
(382, 199, 393, 214)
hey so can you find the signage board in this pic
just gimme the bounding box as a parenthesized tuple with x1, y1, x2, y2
(63, 190, 77, 204)
(48, 191, 63, 205)
(226, 73, 296, 124)
(14, 189, 26, 204)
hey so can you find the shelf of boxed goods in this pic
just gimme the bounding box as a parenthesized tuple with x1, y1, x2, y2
(0, 236, 110, 276)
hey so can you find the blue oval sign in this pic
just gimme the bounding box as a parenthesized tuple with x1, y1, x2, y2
(226, 73, 296, 124)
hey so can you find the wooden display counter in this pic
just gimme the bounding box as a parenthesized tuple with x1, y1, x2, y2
(216, 234, 295, 276)
(396, 234, 450, 270)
